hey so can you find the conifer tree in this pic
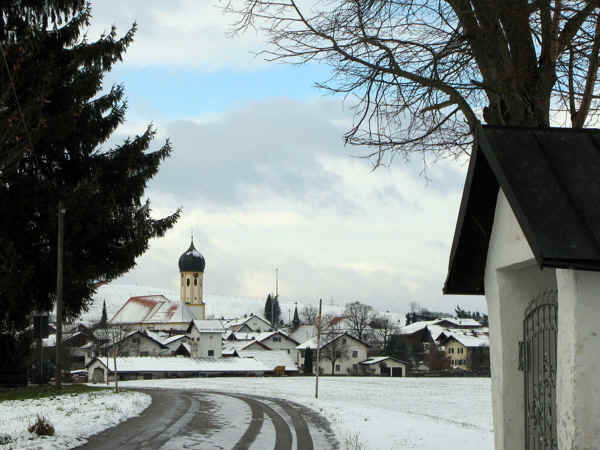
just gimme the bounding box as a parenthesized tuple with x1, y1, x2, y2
(0, 1, 179, 332)
(292, 305, 300, 328)
(100, 301, 108, 327)
(264, 294, 273, 323)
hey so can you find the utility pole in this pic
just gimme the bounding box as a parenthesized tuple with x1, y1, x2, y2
(271, 268, 279, 329)
(55, 201, 66, 387)
(315, 298, 322, 399)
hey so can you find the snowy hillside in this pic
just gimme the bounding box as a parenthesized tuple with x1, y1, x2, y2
(78, 284, 387, 326)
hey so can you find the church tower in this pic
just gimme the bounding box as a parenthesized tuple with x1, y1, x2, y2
(178, 239, 206, 320)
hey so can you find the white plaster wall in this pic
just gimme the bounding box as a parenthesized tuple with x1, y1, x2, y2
(120, 336, 163, 357)
(556, 269, 600, 449)
(484, 189, 556, 450)
(244, 316, 270, 332)
(190, 329, 222, 359)
(262, 335, 298, 361)
(317, 339, 367, 375)
(366, 360, 406, 376)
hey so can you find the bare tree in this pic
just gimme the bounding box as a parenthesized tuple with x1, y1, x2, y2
(319, 332, 349, 374)
(101, 324, 127, 392)
(369, 315, 398, 353)
(425, 345, 451, 371)
(225, 0, 600, 166)
(344, 301, 373, 341)
(300, 305, 318, 325)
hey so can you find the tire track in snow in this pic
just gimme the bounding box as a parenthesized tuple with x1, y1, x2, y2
(211, 392, 292, 450)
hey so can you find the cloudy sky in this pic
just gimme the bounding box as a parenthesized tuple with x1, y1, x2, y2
(89, 0, 486, 316)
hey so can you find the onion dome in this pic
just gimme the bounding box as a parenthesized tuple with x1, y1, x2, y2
(178, 240, 206, 272)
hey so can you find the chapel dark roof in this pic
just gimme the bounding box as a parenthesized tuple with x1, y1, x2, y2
(178, 240, 206, 272)
(444, 125, 600, 296)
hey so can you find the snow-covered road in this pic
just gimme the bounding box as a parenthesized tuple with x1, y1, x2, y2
(120, 376, 493, 450)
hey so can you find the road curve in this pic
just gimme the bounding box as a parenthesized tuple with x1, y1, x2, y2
(75, 388, 338, 450)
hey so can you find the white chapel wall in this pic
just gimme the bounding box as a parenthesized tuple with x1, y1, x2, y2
(485, 189, 556, 450)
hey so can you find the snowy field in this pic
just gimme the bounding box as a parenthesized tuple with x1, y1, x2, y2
(121, 376, 493, 450)
(0, 390, 150, 449)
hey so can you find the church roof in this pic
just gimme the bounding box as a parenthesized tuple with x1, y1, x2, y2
(444, 125, 600, 295)
(178, 240, 206, 272)
(109, 295, 200, 324)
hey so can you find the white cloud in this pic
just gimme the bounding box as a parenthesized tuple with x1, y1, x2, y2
(114, 97, 486, 315)
(89, 0, 270, 70)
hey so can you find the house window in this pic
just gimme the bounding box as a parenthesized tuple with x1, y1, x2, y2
(335, 351, 341, 358)
(208, 350, 214, 357)
(272, 336, 281, 342)
(287, 349, 290, 353)
(335, 364, 341, 372)
(352, 350, 358, 358)
(194, 278, 197, 286)
(187, 279, 190, 286)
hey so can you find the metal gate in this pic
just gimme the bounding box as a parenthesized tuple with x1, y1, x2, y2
(519, 289, 558, 450)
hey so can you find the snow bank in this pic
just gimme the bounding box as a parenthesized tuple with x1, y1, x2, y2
(0, 390, 151, 449)
(120, 376, 493, 450)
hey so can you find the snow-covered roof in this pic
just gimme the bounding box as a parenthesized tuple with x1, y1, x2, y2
(360, 356, 407, 365)
(224, 340, 271, 353)
(287, 324, 317, 343)
(162, 334, 187, 346)
(224, 314, 272, 330)
(238, 350, 299, 372)
(189, 319, 225, 333)
(296, 332, 367, 350)
(109, 295, 201, 324)
(88, 356, 268, 373)
(400, 318, 483, 335)
(443, 332, 489, 348)
(230, 330, 299, 344)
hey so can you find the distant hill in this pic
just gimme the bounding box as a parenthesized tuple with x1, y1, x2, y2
(77, 283, 362, 326)
(75, 283, 405, 331)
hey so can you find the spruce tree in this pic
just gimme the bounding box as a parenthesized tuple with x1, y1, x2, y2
(0, 2, 179, 332)
(100, 301, 108, 327)
(272, 295, 281, 326)
(264, 294, 273, 323)
(292, 305, 300, 328)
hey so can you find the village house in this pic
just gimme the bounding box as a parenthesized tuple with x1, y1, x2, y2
(297, 332, 368, 375)
(438, 330, 490, 373)
(225, 330, 300, 361)
(223, 314, 272, 333)
(186, 319, 225, 359)
(395, 317, 486, 370)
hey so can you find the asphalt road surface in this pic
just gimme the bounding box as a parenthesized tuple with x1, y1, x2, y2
(76, 389, 339, 450)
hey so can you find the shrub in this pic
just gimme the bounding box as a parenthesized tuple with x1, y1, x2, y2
(28, 415, 55, 436)
(344, 432, 366, 450)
